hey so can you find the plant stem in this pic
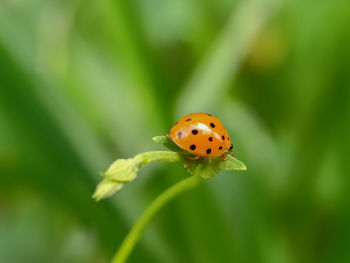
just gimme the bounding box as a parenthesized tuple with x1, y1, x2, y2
(111, 174, 203, 263)
(136, 151, 183, 166)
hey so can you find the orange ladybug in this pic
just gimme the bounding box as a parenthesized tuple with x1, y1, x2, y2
(168, 113, 233, 158)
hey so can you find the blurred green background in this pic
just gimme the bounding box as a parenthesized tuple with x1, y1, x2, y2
(1, 0, 350, 262)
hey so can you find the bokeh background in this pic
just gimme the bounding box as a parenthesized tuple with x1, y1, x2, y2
(1, 0, 350, 262)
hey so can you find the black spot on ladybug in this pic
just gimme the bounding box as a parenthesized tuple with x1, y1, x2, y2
(190, 144, 196, 150)
(177, 132, 182, 138)
(206, 148, 211, 154)
(192, 129, 198, 135)
(209, 137, 213, 141)
(230, 144, 233, 150)
(186, 118, 192, 122)
(222, 135, 225, 140)
(210, 123, 215, 128)
(228, 137, 230, 140)
(219, 146, 223, 150)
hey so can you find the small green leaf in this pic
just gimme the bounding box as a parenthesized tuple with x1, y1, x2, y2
(93, 150, 183, 201)
(152, 136, 192, 156)
(93, 135, 247, 200)
(187, 154, 247, 179)
(93, 178, 123, 201)
(186, 158, 220, 179)
(218, 154, 247, 171)
(105, 158, 140, 182)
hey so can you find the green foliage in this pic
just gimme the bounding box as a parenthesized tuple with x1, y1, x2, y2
(187, 154, 247, 179)
(152, 136, 191, 154)
(1, 0, 350, 262)
(94, 136, 246, 200)
(153, 135, 246, 178)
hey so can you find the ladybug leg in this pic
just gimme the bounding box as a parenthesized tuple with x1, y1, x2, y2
(187, 155, 201, 161)
(221, 154, 228, 161)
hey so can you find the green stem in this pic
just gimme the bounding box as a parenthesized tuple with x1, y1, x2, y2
(135, 151, 183, 166)
(111, 174, 203, 263)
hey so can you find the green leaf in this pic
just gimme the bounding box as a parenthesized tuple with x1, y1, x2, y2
(186, 158, 221, 179)
(105, 158, 140, 183)
(93, 135, 247, 200)
(152, 136, 246, 179)
(152, 135, 192, 155)
(93, 178, 123, 201)
(93, 149, 183, 200)
(218, 154, 247, 171)
(186, 154, 246, 179)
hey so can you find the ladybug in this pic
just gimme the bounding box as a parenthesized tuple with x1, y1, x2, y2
(168, 113, 233, 158)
